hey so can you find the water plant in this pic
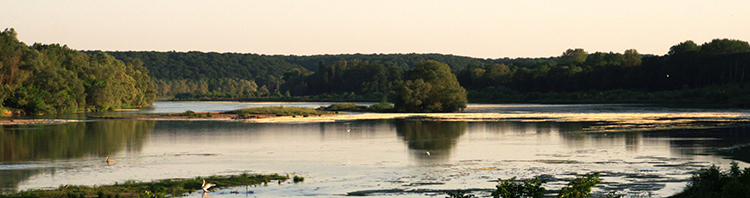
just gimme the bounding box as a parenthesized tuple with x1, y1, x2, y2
(0, 173, 298, 198)
(446, 190, 475, 198)
(487, 172, 621, 198)
(492, 176, 547, 198)
(293, 175, 305, 183)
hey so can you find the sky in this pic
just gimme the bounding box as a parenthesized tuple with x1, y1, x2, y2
(2, 0, 749, 59)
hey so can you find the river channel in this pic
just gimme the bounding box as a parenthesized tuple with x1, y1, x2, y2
(2, 102, 750, 197)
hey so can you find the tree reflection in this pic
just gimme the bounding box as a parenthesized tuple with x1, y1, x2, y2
(395, 120, 467, 162)
(0, 120, 154, 192)
(0, 120, 154, 162)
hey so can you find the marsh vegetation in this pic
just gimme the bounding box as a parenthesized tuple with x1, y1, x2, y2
(0, 173, 298, 198)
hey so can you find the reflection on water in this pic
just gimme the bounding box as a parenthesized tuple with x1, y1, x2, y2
(0, 120, 154, 193)
(1, 120, 153, 162)
(2, 104, 750, 197)
(395, 120, 466, 162)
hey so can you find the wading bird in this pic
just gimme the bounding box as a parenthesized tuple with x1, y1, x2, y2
(202, 179, 216, 192)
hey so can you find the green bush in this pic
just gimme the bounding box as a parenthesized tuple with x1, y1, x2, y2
(227, 106, 327, 117)
(670, 162, 750, 198)
(324, 103, 366, 111)
(488, 173, 619, 198)
(367, 103, 394, 113)
(492, 176, 547, 198)
(557, 173, 601, 198)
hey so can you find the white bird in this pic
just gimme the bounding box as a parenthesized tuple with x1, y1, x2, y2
(202, 179, 216, 192)
(425, 151, 431, 156)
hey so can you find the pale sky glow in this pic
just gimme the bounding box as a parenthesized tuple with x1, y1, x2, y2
(3, 0, 749, 58)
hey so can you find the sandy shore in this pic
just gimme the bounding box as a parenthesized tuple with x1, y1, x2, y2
(237, 111, 748, 122)
(5, 111, 750, 132)
(0, 119, 79, 125)
(235, 112, 750, 132)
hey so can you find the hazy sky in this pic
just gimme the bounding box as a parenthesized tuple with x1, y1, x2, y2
(3, 0, 749, 58)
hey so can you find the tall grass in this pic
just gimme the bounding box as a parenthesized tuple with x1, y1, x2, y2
(226, 106, 328, 117)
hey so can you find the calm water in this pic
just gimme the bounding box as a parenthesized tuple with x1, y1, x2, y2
(2, 102, 750, 197)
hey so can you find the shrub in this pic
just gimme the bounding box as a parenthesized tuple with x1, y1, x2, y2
(492, 176, 547, 198)
(489, 173, 618, 198)
(557, 173, 601, 198)
(324, 103, 366, 111)
(671, 162, 750, 198)
(367, 103, 394, 113)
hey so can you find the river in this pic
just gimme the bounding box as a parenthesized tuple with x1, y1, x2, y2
(2, 102, 750, 197)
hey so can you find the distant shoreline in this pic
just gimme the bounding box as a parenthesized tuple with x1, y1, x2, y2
(88, 110, 750, 133)
(6, 109, 750, 133)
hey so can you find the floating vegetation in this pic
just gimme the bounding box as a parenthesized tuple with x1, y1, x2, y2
(0, 173, 301, 198)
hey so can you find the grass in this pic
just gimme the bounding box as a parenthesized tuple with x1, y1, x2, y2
(171, 110, 212, 118)
(225, 106, 329, 117)
(0, 173, 300, 198)
(321, 103, 394, 113)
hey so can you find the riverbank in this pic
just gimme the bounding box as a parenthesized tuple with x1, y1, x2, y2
(0, 119, 79, 125)
(12, 110, 750, 133)
(232, 111, 750, 132)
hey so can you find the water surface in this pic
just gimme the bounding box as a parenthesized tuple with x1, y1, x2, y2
(2, 102, 750, 197)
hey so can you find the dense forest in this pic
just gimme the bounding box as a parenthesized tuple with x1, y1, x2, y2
(4, 26, 749, 114)
(102, 38, 750, 108)
(0, 29, 155, 115)
(103, 50, 554, 99)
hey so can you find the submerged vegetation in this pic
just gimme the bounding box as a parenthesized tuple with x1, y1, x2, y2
(0, 173, 298, 198)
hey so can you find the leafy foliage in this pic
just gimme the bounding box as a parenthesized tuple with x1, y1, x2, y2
(670, 162, 750, 198)
(395, 61, 467, 112)
(0, 29, 155, 114)
(557, 173, 601, 198)
(492, 176, 547, 198)
(321, 102, 394, 113)
(225, 106, 328, 117)
(490, 173, 617, 198)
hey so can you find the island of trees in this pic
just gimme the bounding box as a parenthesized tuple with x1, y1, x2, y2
(3, 27, 750, 114)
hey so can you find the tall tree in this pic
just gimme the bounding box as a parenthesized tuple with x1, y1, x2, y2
(669, 40, 700, 56)
(395, 60, 467, 112)
(559, 48, 588, 66)
(622, 49, 641, 67)
(699, 39, 750, 56)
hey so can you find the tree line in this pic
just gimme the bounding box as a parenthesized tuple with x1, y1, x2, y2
(102, 37, 750, 110)
(459, 39, 750, 93)
(103, 50, 554, 98)
(457, 39, 750, 105)
(0, 29, 156, 114)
